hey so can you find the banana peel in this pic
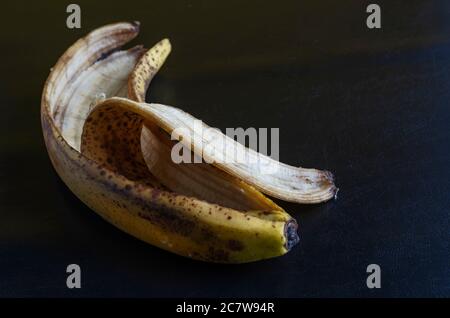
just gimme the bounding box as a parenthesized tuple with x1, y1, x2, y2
(41, 22, 336, 263)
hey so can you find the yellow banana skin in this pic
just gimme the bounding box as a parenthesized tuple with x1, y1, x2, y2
(41, 22, 299, 263)
(42, 117, 296, 262)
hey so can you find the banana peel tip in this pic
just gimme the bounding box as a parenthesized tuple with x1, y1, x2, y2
(285, 219, 300, 251)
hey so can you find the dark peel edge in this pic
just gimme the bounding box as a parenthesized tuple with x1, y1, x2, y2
(284, 219, 300, 251)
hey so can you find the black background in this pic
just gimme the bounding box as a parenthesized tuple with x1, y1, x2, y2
(0, 1, 449, 297)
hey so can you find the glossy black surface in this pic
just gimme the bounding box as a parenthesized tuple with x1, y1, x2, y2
(1, 1, 449, 297)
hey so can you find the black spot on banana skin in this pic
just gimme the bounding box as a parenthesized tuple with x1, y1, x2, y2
(227, 239, 244, 251)
(200, 227, 217, 241)
(207, 247, 229, 262)
(138, 205, 196, 237)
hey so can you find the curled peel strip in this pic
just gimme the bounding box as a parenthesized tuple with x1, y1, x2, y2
(126, 35, 337, 204)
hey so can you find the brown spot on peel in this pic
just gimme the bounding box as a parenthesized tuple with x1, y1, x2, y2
(228, 240, 244, 251)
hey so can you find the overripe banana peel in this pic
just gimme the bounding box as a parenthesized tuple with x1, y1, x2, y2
(41, 22, 337, 263)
